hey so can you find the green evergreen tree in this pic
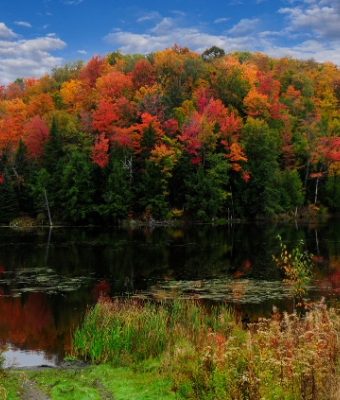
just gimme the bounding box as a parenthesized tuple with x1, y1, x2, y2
(326, 175, 340, 212)
(137, 160, 169, 220)
(0, 168, 19, 224)
(43, 117, 63, 174)
(28, 167, 53, 224)
(235, 118, 282, 218)
(185, 153, 229, 221)
(12, 138, 33, 213)
(279, 169, 304, 211)
(96, 150, 132, 222)
(58, 152, 95, 222)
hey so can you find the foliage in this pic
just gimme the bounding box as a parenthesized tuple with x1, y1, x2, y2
(273, 234, 314, 301)
(95, 151, 132, 222)
(58, 152, 95, 222)
(1, 48, 340, 223)
(237, 118, 282, 217)
(185, 153, 230, 220)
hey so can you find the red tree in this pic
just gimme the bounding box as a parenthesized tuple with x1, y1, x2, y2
(23, 116, 49, 160)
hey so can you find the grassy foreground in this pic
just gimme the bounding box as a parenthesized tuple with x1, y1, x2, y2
(2, 297, 340, 399)
(1, 363, 175, 399)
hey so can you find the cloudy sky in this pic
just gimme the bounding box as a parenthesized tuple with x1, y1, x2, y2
(1, 0, 339, 85)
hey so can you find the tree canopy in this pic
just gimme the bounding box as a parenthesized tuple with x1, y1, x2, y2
(1, 45, 340, 223)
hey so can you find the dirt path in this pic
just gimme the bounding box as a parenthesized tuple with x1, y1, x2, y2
(20, 379, 50, 400)
(93, 379, 115, 399)
(19, 377, 115, 400)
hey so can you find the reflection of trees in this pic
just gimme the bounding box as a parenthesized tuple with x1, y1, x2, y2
(0, 291, 91, 360)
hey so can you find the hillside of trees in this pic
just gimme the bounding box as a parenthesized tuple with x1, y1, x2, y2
(1, 45, 340, 225)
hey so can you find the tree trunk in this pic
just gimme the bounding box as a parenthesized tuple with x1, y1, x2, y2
(43, 188, 53, 226)
(314, 177, 319, 205)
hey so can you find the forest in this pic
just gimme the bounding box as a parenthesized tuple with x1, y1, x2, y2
(0, 44, 340, 225)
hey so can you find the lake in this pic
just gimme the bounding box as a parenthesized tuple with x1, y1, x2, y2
(1, 221, 340, 367)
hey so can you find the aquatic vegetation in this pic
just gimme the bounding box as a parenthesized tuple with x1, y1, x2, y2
(273, 234, 314, 307)
(136, 277, 294, 303)
(0, 267, 91, 296)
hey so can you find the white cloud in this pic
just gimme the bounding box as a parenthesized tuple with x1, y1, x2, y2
(0, 22, 17, 40)
(137, 11, 161, 23)
(214, 18, 230, 24)
(104, 18, 259, 55)
(103, 10, 340, 66)
(137, 16, 154, 22)
(227, 18, 259, 36)
(150, 18, 175, 35)
(0, 23, 66, 84)
(77, 49, 87, 54)
(170, 10, 186, 17)
(62, 0, 83, 4)
(262, 41, 340, 65)
(279, 0, 340, 40)
(14, 21, 32, 28)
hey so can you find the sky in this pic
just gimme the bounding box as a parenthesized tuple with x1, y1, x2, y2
(0, 0, 340, 85)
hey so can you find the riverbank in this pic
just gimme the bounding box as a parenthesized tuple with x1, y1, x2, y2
(3, 298, 339, 400)
(2, 203, 334, 229)
(2, 298, 340, 399)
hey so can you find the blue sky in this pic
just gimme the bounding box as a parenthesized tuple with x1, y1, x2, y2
(1, 0, 340, 84)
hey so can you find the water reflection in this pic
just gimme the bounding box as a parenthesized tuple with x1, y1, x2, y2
(0, 221, 340, 366)
(4, 346, 57, 368)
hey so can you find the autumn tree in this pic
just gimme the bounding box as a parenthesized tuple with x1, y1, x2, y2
(78, 55, 107, 88)
(201, 46, 225, 61)
(23, 116, 49, 161)
(131, 60, 156, 90)
(0, 99, 27, 150)
(51, 60, 84, 89)
(26, 93, 54, 117)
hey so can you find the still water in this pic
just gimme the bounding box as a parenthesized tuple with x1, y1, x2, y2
(1, 221, 340, 367)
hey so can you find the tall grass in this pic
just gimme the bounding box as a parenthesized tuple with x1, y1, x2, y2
(172, 307, 340, 399)
(72, 297, 340, 399)
(72, 297, 234, 366)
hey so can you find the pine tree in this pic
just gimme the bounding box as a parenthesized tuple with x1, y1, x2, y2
(43, 117, 63, 173)
(13, 138, 33, 213)
(0, 168, 19, 224)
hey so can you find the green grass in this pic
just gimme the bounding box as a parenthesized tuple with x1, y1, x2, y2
(71, 298, 234, 366)
(3, 363, 176, 400)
